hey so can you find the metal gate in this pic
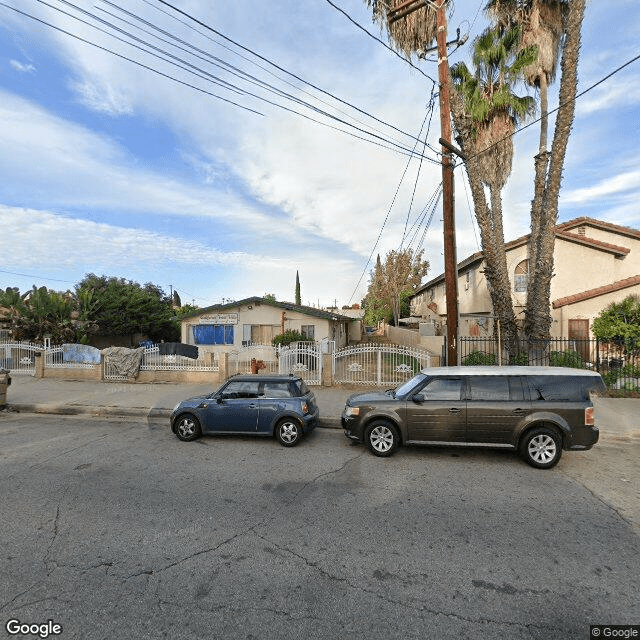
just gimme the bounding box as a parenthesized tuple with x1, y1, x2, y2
(0, 342, 43, 375)
(278, 343, 322, 385)
(332, 344, 431, 385)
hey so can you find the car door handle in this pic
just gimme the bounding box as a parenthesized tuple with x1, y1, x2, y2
(513, 408, 525, 414)
(248, 403, 258, 409)
(449, 407, 461, 414)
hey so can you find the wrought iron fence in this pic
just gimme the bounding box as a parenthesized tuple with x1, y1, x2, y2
(459, 337, 640, 391)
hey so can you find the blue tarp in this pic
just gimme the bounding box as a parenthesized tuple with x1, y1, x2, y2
(62, 344, 101, 364)
(193, 325, 234, 345)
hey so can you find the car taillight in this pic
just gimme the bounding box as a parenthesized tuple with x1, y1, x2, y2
(301, 402, 309, 414)
(585, 407, 594, 426)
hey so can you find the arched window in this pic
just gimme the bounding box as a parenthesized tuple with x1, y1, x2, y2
(514, 259, 529, 293)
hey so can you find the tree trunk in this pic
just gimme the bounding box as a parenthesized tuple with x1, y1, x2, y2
(525, 0, 585, 342)
(451, 88, 520, 358)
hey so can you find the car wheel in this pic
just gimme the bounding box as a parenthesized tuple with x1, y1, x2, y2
(521, 427, 562, 469)
(175, 414, 202, 442)
(276, 419, 302, 447)
(366, 421, 399, 457)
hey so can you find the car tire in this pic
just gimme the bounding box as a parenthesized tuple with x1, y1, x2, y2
(276, 419, 302, 447)
(174, 414, 202, 442)
(521, 427, 562, 469)
(365, 420, 399, 457)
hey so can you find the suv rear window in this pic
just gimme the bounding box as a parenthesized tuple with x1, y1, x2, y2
(527, 375, 593, 401)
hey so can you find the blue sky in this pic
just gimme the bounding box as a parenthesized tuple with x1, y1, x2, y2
(1, 0, 639, 308)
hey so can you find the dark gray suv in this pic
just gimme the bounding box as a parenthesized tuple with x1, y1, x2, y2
(341, 366, 606, 469)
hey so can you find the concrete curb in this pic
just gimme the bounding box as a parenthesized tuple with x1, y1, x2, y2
(3, 403, 343, 429)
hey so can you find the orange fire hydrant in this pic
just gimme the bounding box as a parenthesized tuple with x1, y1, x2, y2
(250, 358, 266, 375)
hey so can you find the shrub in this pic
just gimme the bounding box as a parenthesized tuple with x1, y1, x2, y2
(272, 329, 306, 347)
(462, 350, 496, 366)
(509, 352, 529, 366)
(549, 349, 584, 368)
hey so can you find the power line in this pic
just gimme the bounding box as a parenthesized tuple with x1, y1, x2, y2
(0, 1, 264, 115)
(6, 1, 440, 160)
(147, 0, 440, 157)
(462, 50, 640, 163)
(105, 0, 432, 151)
(348, 106, 438, 304)
(322, 0, 437, 85)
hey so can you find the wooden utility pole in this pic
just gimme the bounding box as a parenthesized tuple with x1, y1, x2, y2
(435, 0, 459, 366)
(388, 0, 459, 365)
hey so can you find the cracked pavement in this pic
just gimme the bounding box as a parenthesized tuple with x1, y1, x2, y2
(0, 413, 638, 639)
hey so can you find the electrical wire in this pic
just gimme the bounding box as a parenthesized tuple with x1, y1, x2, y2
(347, 108, 439, 304)
(322, 0, 437, 85)
(109, 0, 432, 151)
(147, 0, 440, 157)
(4, 1, 440, 161)
(0, 1, 264, 115)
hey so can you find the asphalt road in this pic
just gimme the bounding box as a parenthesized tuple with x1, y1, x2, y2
(0, 413, 638, 640)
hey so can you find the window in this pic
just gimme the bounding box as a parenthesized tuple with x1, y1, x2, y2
(301, 325, 315, 340)
(242, 324, 275, 345)
(221, 380, 261, 398)
(193, 324, 234, 345)
(419, 378, 462, 401)
(514, 260, 529, 293)
(262, 382, 292, 398)
(468, 377, 510, 401)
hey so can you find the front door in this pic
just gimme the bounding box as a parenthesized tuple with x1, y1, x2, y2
(568, 319, 590, 363)
(204, 380, 260, 432)
(405, 377, 466, 442)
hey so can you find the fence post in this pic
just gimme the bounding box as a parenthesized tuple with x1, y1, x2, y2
(34, 351, 44, 378)
(376, 349, 381, 385)
(321, 353, 333, 387)
(219, 352, 228, 380)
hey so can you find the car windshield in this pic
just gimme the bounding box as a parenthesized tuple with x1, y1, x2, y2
(394, 373, 427, 398)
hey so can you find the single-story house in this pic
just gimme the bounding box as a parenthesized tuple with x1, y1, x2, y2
(180, 296, 357, 352)
(410, 217, 640, 340)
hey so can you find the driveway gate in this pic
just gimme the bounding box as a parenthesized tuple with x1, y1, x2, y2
(332, 344, 431, 386)
(0, 342, 43, 375)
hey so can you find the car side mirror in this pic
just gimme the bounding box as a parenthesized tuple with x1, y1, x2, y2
(216, 396, 224, 404)
(413, 393, 425, 403)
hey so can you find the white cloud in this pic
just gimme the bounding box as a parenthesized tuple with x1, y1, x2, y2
(561, 170, 640, 204)
(9, 60, 35, 74)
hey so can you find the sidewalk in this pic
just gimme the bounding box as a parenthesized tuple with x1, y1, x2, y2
(0, 375, 374, 429)
(2, 376, 639, 440)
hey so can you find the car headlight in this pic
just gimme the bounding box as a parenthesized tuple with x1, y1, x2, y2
(345, 406, 360, 417)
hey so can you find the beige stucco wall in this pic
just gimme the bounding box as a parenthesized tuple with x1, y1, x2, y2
(412, 221, 640, 339)
(552, 283, 640, 339)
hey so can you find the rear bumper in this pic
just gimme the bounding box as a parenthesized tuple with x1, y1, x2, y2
(566, 425, 599, 450)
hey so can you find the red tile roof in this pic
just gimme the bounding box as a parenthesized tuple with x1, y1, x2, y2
(552, 274, 640, 308)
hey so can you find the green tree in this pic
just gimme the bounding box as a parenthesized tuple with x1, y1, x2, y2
(75, 274, 179, 343)
(364, 249, 429, 327)
(295, 271, 301, 306)
(14, 286, 76, 343)
(592, 296, 640, 354)
(450, 24, 536, 354)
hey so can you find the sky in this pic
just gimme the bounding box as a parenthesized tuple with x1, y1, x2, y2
(0, 0, 639, 309)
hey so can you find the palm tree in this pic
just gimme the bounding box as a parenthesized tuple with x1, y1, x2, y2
(450, 25, 537, 355)
(485, 0, 585, 342)
(364, 0, 450, 58)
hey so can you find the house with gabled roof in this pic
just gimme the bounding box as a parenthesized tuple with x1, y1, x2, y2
(410, 217, 640, 340)
(179, 296, 357, 351)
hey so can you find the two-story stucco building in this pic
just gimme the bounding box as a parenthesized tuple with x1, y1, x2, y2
(180, 296, 356, 352)
(410, 217, 640, 340)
